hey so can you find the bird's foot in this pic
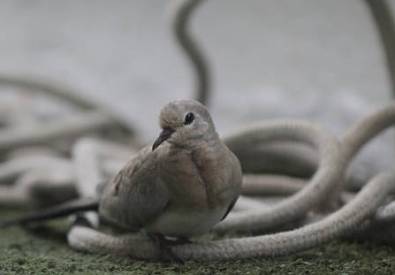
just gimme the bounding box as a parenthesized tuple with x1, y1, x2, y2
(147, 233, 187, 263)
(165, 236, 192, 245)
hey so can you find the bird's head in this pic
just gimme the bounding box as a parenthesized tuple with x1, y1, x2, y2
(152, 99, 217, 150)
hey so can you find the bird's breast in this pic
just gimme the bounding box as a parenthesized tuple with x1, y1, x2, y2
(160, 145, 227, 209)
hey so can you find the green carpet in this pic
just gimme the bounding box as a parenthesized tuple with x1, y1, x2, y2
(1, 209, 395, 275)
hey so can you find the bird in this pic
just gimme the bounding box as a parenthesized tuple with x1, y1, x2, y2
(99, 99, 242, 239)
(1, 99, 242, 249)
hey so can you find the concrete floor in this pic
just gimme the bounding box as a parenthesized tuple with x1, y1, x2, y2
(1, 0, 394, 170)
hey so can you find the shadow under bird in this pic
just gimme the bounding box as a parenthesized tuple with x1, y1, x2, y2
(1, 99, 242, 247)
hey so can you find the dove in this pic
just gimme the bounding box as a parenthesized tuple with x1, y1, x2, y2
(1, 99, 242, 242)
(99, 99, 242, 239)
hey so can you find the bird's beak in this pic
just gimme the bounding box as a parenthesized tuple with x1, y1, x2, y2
(152, 127, 175, 151)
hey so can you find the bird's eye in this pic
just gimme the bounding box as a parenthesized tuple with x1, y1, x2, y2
(184, 112, 195, 125)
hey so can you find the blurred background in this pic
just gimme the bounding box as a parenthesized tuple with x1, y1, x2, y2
(0, 0, 395, 169)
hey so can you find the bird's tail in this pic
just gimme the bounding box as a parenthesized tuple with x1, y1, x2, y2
(0, 198, 99, 228)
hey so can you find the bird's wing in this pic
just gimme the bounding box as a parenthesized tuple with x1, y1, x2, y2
(99, 146, 170, 230)
(220, 197, 238, 221)
(220, 148, 243, 221)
